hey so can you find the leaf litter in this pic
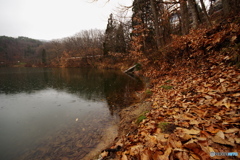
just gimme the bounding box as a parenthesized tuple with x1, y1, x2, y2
(99, 18, 240, 160)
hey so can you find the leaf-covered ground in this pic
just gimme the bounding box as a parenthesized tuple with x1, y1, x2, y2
(98, 16, 240, 160)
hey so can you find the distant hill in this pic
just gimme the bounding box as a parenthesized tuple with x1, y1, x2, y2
(0, 36, 43, 65)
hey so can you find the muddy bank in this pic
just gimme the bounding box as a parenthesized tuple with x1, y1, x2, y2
(90, 100, 152, 160)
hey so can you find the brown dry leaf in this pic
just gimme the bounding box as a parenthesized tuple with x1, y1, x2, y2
(214, 97, 231, 108)
(232, 92, 240, 97)
(225, 117, 240, 123)
(197, 142, 212, 158)
(185, 140, 211, 160)
(100, 151, 108, 158)
(121, 153, 128, 160)
(179, 133, 192, 141)
(175, 151, 189, 160)
(235, 138, 240, 144)
(183, 139, 198, 149)
(205, 125, 220, 134)
(145, 135, 157, 148)
(129, 144, 143, 156)
(156, 132, 165, 141)
(177, 128, 200, 135)
(231, 35, 237, 42)
(157, 147, 172, 160)
(211, 135, 235, 146)
(219, 78, 225, 83)
(152, 151, 164, 160)
(189, 120, 200, 125)
(189, 153, 201, 160)
(169, 136, 182, 149)
(197, 137, 207, 141)
(224, 128, 239, 134)
(140, 149, 152, 160)
(215, 130, 225, 139)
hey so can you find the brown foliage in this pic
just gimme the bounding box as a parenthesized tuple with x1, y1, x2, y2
(99, 16, 240, 160)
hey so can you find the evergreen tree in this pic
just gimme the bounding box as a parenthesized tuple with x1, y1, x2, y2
(115, 23, 126, 53)
(103, 14, 116, 55)
(103, 14, 127, 55)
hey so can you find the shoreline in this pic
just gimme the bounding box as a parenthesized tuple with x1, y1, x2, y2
(89, 73, 153, 160)
(89, 99, 153, 160)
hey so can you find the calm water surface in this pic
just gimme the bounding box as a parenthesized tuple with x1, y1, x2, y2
(0, 68, 142, 160)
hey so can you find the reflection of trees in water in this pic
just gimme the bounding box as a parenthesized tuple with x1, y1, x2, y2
(0, 68, 143, 113)
(52, 68, 144, 114)
(0, 68, 50, 94)
(103, 73, 143, 115)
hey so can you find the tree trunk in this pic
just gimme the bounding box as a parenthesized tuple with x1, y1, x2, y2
(222, 0, 230, 16)
(200, 0, 212, 27)
(180, 0, 189, 35)
(187, 0, 200, 29)
(149, 0, 162, 49)
(222, 0, 240, 16)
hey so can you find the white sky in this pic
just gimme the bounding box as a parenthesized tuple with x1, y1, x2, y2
(0, 0, 132, 40)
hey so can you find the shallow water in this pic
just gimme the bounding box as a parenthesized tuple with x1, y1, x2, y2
(0, 68, 142, 160)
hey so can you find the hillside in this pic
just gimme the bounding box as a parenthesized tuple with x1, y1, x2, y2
(0, 36, 43, 66)
(98, 15, 240, 160)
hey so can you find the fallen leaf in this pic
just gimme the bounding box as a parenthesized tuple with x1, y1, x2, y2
(129, 144, 143, 156)
(189, 120, 199, 125)
(100, 151, 108, 158)
(231, 35, 237, 42)
(158, 147, 172, 160)
(145, 135, 157, 148)
(197, 137, 207, 141)
(211, 135, 235, 146)
(141, 149, 151, 160)
(205, 125, 220, 134)
(152, 151, 164, 160)
(235, 138, 240, 144)
(183, 139, 198, 149)
(189, 152, 201, 160)
(175, 151, 189, 160)
(224, 128, 239, 134)
(179, 133, 192, 141)
(121, 153, 128, 160)
(219, 78, 225, 83)
(215, 130, 225, 139)
(177, 128, 200, 135)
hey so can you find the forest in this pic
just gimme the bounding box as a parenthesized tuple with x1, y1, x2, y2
(0, 0, 239, 69)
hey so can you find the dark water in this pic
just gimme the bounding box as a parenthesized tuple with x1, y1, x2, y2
(0, 68, 143, 160)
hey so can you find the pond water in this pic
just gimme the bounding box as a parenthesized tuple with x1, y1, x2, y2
(0, 68, 143, 160)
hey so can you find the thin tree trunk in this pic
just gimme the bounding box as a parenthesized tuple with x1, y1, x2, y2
(222, 0, 230, 16)
(200, 0, 212, 27)
(180, 0, 189, 35)
(187, 0, 200, 29)
(149, 0, 162, 48)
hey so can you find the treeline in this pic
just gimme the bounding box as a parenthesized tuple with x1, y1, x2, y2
(0, 0, 239, 67)
(39, 29, 105, 67)
(0, 36, 42, 64)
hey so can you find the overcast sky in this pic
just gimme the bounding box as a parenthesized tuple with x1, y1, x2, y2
(0, 0, 132, 40)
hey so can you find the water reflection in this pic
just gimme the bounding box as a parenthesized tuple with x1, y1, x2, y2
(0, 68, 142, 101)
(0, 68, 143, 160)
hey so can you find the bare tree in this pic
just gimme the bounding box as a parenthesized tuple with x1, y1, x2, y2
(199, 0, 212, 27)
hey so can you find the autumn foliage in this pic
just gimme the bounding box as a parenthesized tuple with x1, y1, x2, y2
(99, 15, 240, 160)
